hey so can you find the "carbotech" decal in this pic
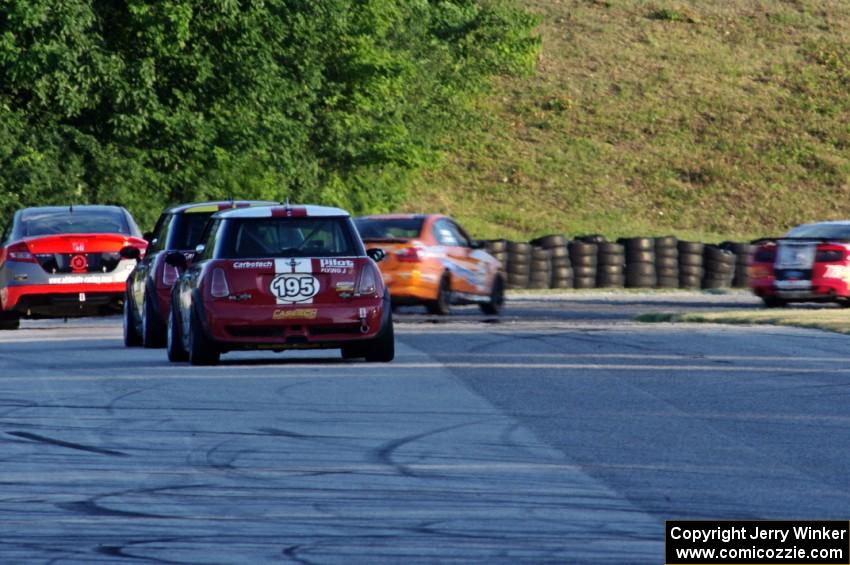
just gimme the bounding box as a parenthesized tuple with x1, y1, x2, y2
(234, 260, 273, 269)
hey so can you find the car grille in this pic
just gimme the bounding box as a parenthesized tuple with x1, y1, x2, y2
(35, 252, 122, 274)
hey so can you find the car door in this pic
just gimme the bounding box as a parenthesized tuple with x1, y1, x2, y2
(432, 219, 482, 295)
(131, 213, 171, 319)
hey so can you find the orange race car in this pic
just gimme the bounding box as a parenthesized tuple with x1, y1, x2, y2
(354, 214, 504, 315)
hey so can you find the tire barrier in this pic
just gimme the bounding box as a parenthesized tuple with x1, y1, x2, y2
(721, 241, 754, 288)
(702, 245, 736, 289)
(596, 242, 624, 288)
(483, 235, 752, 290)
(619, 237, 656, 288)
(569, 241, 597, 289)
(654, 235, 679, 288)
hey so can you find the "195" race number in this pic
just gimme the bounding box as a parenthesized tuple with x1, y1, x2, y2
(270, 274, 320, 303)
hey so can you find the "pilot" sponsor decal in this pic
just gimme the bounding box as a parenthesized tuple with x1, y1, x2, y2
(319, 258, 354, 274)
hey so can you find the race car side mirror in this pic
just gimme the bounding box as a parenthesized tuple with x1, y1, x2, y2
(165, 251, 187, 270)
(143, 231, 154, 242)
(120, 246, 141, 261)
(366, 248, 386, 263)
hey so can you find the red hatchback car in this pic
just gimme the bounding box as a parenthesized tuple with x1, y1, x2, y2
(0, 205, 146, 329)
(165, 204, 393, 365)
(750, 221, 850, 307)
(123, 200, 275, 348)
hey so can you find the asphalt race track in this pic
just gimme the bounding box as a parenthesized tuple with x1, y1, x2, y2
(2, 291, 850, 563)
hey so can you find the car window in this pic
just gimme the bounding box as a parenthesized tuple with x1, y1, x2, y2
(433, 219, 460, 246)
(354, 217, 424, 239)
(198, 219, 222, 261)
(21, 208, 131, 236)
(218, 217, 358, 259)
(168, 212, 214, 251)
(147, 214, 172, 253)
(783, 223, 850, 240)
(447, 221, 470, 248)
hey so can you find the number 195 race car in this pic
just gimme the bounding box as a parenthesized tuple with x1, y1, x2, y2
(165, 204, 394, 365)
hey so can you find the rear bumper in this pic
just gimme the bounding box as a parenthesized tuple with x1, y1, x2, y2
(751, 277, 850, 301)
(203, 298, 386, 350)
(1, 283, 125, 317)
(381, 270, 440, 303)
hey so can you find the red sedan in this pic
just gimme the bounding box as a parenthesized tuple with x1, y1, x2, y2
(166, 204, 393, 365)
(0, 205, 146, 329)
(750, 221, 850, 307)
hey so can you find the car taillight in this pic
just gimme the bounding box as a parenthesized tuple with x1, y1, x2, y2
(356, 263, 380, 296)
(162, 263, 180, 286)
(816, 249, 845, 262)
(210, 268, 230, 298)
(6, 242, 35, 263)
(395, 247, 421, 262)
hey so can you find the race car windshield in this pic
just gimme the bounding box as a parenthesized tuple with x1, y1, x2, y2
(168, 213, 213, 250)
(22, 209, 131, 237)
(355, 217, 424, 239)
(783, 223, 850, 240)
(219, 217, 358, 259)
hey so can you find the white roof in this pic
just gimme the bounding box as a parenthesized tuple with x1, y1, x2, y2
(215, 204, 351, 219)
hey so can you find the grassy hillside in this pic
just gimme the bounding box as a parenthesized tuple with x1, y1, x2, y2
(405, 0, 850, 242)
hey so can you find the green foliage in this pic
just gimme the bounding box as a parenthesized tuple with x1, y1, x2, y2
(0, 0, 539, 229)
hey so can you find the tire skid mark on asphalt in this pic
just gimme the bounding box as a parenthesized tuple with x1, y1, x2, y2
(6, 431, 128, 457)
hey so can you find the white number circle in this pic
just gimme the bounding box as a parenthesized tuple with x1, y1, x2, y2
(270, 274, 320, 302)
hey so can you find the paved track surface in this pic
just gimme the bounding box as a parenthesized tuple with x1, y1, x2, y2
(2, 291, 850, 563)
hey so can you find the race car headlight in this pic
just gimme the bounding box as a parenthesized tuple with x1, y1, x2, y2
(210, 268, 230, 298)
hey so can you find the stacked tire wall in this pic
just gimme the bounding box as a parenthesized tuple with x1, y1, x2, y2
(482, 235, 755, 291)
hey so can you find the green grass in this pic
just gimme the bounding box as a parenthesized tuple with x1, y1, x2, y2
(406, 1, 850, 242)
(637, 308, 850, 334)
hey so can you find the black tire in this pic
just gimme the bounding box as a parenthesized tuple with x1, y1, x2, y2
(619, 237, 653, 251)
(574, 265, 597, 278)
(507, 263, 530, 276)
(703, 260, 735, 274)
(188, 304, 220, 366)
(531, 247, 551, 260)
(597, 242, 624, 255)
(166, 296, 189, 362)
(550, 278, 573, 289)
(678, 241, 704, 254)
(480, 276, 504, 315)
(549, 245, 569, 259)
(679, 265, 704, 277)
(142, 288, 167, 348)
(654, 235, 678, 249)
(530, 234, 567, 248)
(530, 260, 551, 272)
(656, 276, 679, 288)
(551, 266, 573, 279)
(679, 275, 702, 289)
(507, 241, 531, 255)
(487, 239, 508, 254)
(506, 274, 529, 289)
(655, 256, 678, 269)
(626, 249, 655, 263)
(596, 275, 624, 288)
(568, 241, 598, 258)
(0, 312, 20, 330)
(364, 305, 395, 362)
(123, 289, 142, 347)
(762, 296, 786, 308)
(625, 262, 656, 276)
(575, 234, 607, 244)
(573, 276, 596, 289)
(704, 245, 735, 263)
(426, 274, 451, 315)
(625, 274, 656, 288)
(679, 253, 703, 267)
(656, 267, 679, 279)
(571, 255, 597, 268)
(701, 277, 728, 289)
(596, 264, 624, 275)
(598, 253, 625, 266)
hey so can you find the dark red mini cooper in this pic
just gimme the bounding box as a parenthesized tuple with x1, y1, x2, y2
(165, 204, 393, 365)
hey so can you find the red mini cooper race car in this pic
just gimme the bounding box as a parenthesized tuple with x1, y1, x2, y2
(0, 205, 146, 329)
(123, 200, 275, 348)
(165, 204, 393, 365)
(750, 221, 850, 307)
